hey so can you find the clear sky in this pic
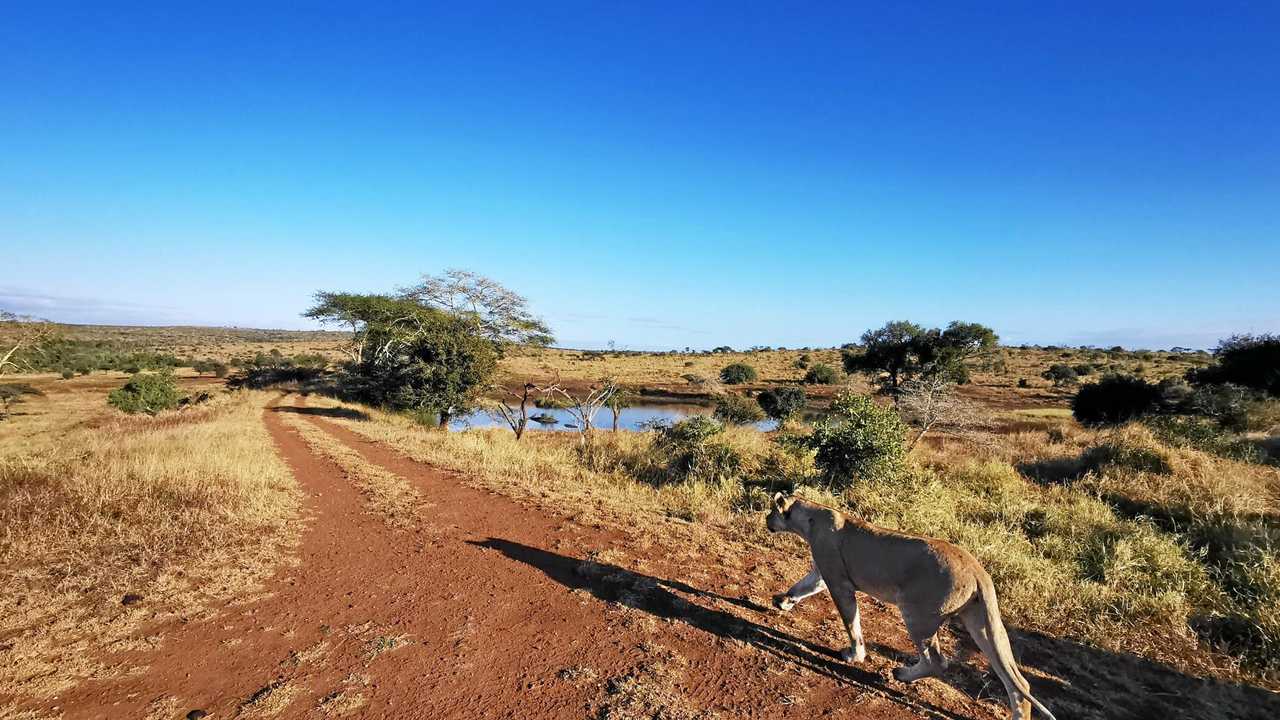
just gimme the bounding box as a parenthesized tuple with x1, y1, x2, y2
(3, 2, 1277, 350)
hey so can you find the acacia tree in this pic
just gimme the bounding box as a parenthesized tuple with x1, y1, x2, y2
(303, 293, 422, 364)
(399, 269, 554, 349)
(843, 320, 997, 393)
(0, 311, 57, 375)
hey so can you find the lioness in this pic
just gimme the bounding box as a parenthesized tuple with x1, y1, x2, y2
(766, 493, 1056, 720)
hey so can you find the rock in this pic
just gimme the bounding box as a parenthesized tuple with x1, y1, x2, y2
(186, 711, 207, 720)
(121, 593, 144, 606)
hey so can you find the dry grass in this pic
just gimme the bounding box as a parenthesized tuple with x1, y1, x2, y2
(0, 387, 301, 702)
(500, 345, 1206, 399)
(241, 680, 301, 717)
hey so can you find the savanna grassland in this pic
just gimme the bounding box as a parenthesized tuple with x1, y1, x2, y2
(0, 373, 302, 705)
(1, 322, 1277, 719)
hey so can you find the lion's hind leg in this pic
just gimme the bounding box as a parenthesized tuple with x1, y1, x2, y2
(958, 601, 1035, 720)
(893, 609, 948, 682)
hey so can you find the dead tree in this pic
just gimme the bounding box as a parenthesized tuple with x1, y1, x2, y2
(490, 381, 559, 440)
(897, 376, 979, 449)
(551, 378, 619, 442)
(0, 311, 56, 375)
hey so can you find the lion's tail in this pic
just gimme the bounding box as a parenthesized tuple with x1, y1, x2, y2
(960, 573, 1057, 720)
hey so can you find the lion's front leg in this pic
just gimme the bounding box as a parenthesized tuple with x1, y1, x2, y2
(772, 562, 826, 612)
(829, 581, 867, 663)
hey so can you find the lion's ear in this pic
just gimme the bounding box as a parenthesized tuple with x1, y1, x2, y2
(772, 492, 787, 509)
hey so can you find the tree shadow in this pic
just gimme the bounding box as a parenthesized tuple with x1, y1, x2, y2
(270, 405, 369, 421)
(469, 537, 976, 720)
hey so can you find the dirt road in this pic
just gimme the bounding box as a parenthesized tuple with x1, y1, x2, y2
(25, 397, 1010, 719)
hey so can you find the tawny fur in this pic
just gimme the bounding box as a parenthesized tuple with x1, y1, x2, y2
(766, 493, 1056, 720)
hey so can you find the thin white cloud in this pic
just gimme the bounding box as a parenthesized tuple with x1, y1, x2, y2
(0, 287, 188, 325)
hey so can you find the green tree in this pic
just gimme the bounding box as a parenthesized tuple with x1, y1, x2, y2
(842, 320, 997, 391)
(841, 320, 925, 391)
(358, 308, 498, 427)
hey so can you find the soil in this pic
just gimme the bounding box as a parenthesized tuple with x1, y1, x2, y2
(14, 395, 1280, 719)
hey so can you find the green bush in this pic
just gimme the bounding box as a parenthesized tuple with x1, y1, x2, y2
(1042, 363, 1078, 387)
(803, 363, 840, 385)
(719, 362, 758, 385)
(713, 394, 765, 425)
(107, 372, 183, 415)
(1072, 374, 1161, 426)
(806, 391, 906, 487)
(59, 369, 74, 380)
(654, 416, 743, 484)
(756, 386, 806, 423)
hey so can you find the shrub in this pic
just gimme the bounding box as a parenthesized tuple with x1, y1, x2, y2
(1042, 363, 1078, 387)
(803, 363, 840, 385)
(1187, 383, 1255, 431)
(107, 372, 183, 415)
(59, 369, 74, 380)
(1017, 378, 1029, 388)
(719, 362, 758, 385)
(756, 386, 806, 423)
(713, 394, 765, 425)
(1189, 334, 1280, 396)
(1073, 363, 1095, 376)
(1072, 374, 1161, 426)
(805, 392, 906, 487)
(652, 416, 743, 485)
(212, 362, 229, 378)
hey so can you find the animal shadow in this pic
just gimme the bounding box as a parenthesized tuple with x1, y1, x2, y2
(469, 537, 974, 720)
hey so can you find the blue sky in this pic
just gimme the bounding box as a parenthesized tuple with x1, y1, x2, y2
(3, 2, 1277, 350)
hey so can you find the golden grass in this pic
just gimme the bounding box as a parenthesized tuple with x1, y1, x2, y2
(0, 388, 301, 701)
(499, 345, 1205, 396)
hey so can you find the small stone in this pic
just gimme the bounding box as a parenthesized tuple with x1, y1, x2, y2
(121, 593, 144, 606)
